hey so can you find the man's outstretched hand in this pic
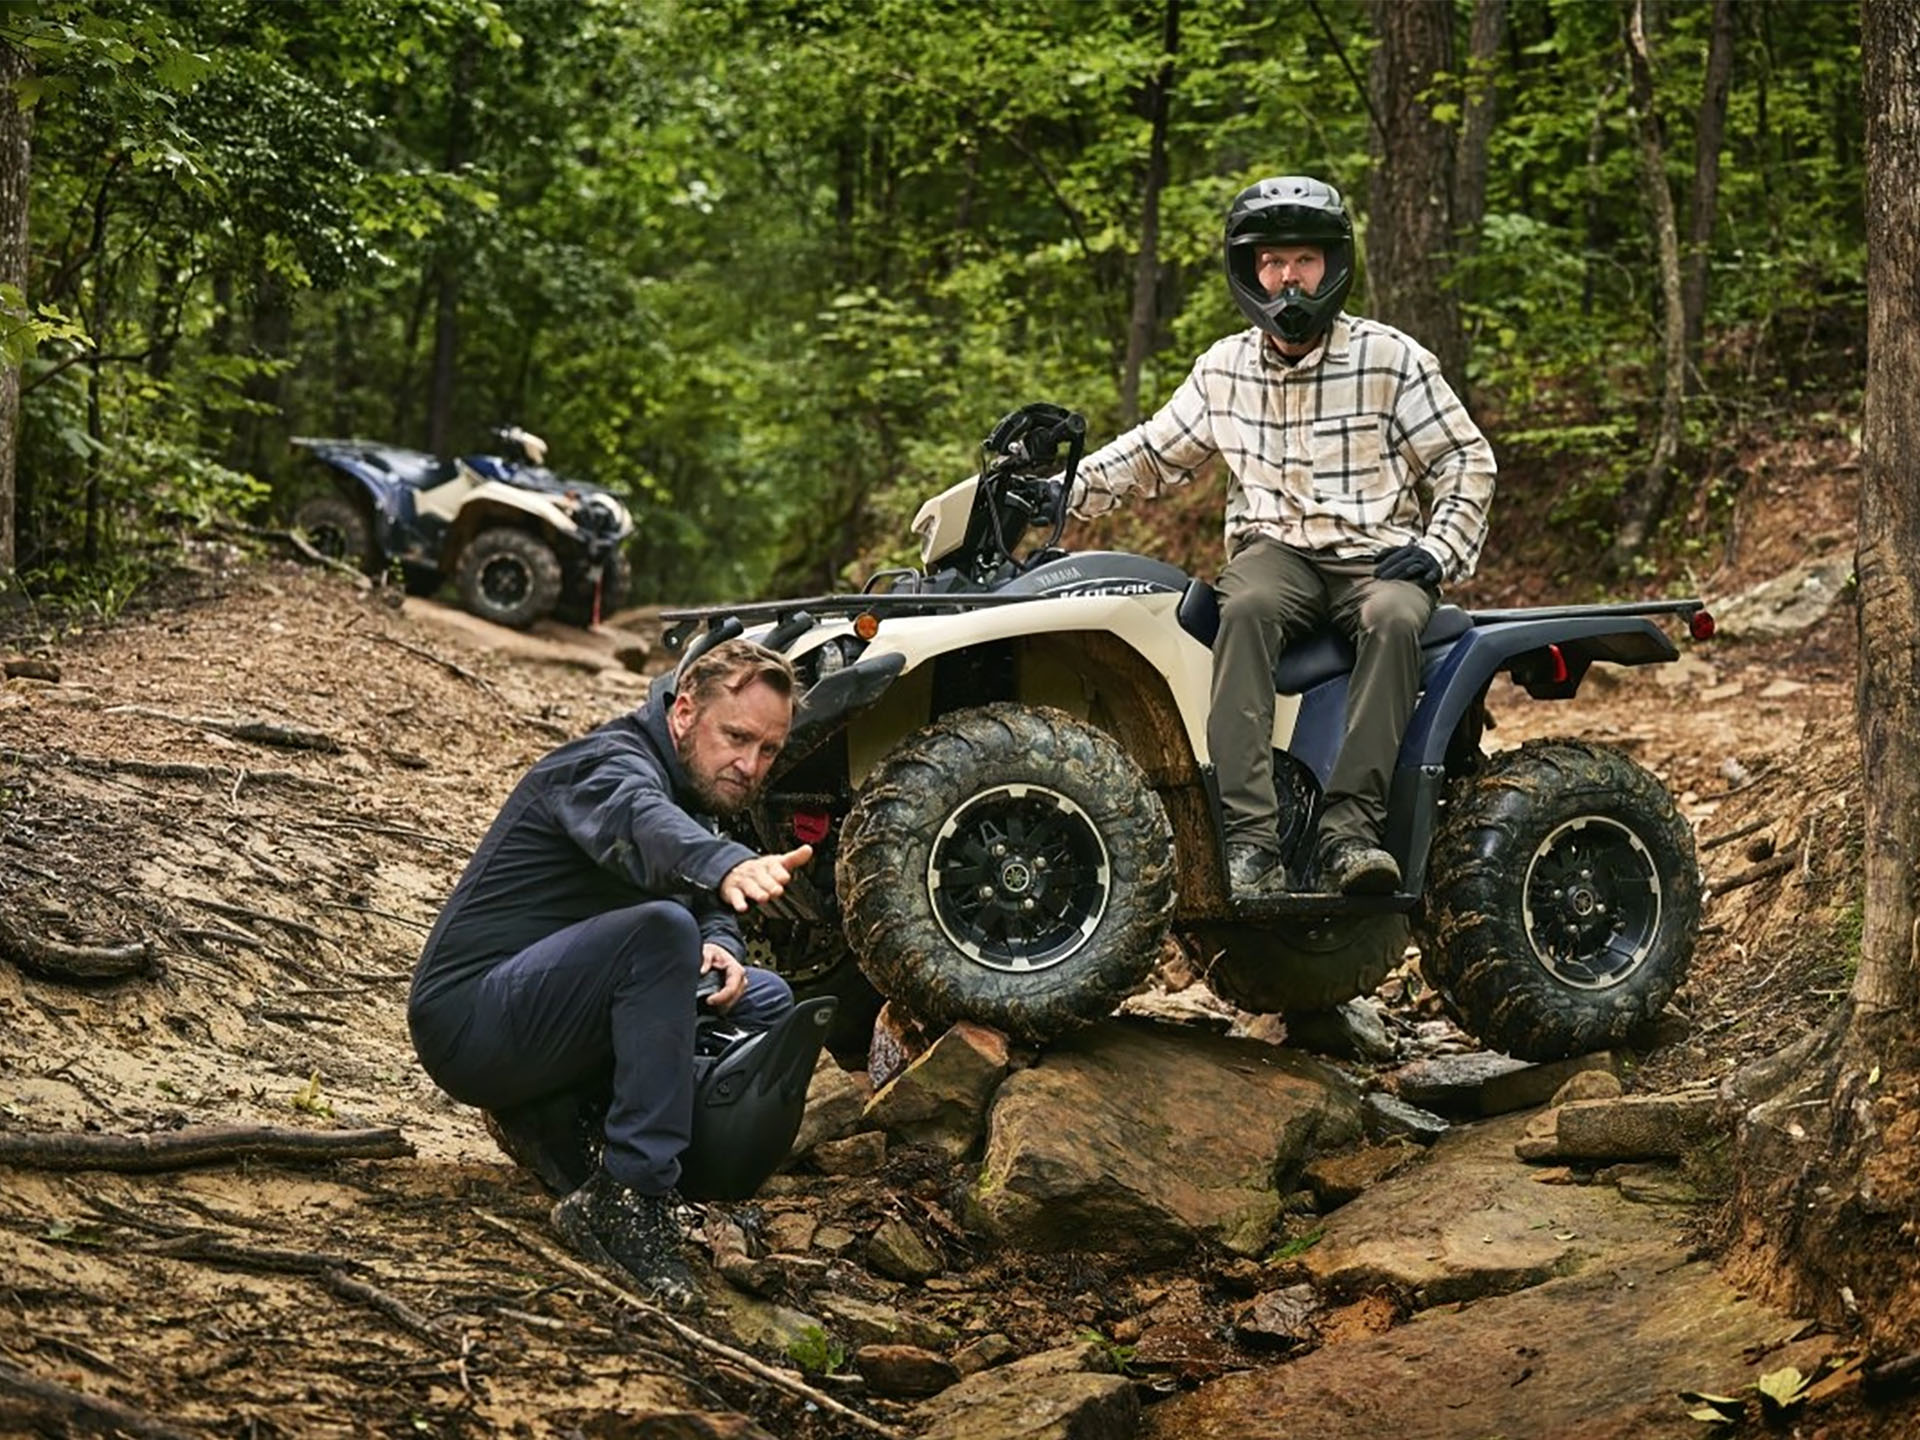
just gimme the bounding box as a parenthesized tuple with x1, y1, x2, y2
(720, 844, 815, 913)
(1373, 543, 1442, 589)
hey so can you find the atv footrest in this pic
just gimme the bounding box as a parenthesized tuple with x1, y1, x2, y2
(1227, 891, 1418, 918)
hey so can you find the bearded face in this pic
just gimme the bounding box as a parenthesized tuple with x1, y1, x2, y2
(667, 679, 793, 816)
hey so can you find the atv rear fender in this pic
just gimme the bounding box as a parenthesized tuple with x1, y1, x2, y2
(1401, 614, 1683, 770)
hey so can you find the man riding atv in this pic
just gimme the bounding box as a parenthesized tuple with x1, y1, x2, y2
(1063, 174, 1497, 899)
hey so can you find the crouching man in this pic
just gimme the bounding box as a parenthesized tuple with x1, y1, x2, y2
(408, 638, 811, 1310)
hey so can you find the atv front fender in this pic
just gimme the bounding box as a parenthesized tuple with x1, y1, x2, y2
(1401, 617, 1681, 768)
(780, 651, 908, 772)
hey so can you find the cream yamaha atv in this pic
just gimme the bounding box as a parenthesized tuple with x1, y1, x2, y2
(663, 404, 1714, 1062)
(291, 428, 634, 629)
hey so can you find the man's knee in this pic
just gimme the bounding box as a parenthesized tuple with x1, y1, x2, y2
(1359, 584, 1433, 641)
(606, 901, 704, 975)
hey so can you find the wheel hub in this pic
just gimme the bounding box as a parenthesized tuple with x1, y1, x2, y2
(481, 556, 532, 606)
(928, 782, 1110, 974)
(1521, 816, 1661, 989)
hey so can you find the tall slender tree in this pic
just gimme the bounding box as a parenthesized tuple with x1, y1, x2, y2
(1366, 0, 1465, 390)
(1606, 0, 1688, 573)
(1119, 0, 1179, 429)
(0, 35, 29, 581)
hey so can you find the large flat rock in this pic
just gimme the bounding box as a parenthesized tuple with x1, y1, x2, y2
(1300, 1112, 1680, 1305)
(1145, 1249, 1826, 1440)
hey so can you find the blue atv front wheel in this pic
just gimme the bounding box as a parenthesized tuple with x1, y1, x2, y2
(1417, 739, 1702, 1061)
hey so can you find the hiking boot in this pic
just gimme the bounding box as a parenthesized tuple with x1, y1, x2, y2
(551, 1169, 704, 1312)
(1318, 837, 1401, 896)
(1226, 842, 1286, 897)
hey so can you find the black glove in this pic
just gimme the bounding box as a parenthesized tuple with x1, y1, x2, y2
(1014, 475, 1065, 518)
(1373, 543, 1442, 588)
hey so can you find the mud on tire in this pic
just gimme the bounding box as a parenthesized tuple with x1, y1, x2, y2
(1417, 739, 1701, 1061)
(837, 703, 1175, 1043)
(293, 494, 377, 573)
(454, 527, 563, 629)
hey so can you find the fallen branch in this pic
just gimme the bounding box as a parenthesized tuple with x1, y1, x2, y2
(184, 897, 331, 944)
(0, 1358, 197, 1440)
(312, 899, 433, 932)
(1700, 817, 1772, 852)
(102, 705, 344, 754)
(209, 516, 373, 589)
(0, 746, 332, 791)
(1710, 853, 1796, 897)
(0, 913, 152, 982)
(368, 632, 506, 702)
(0, 1123, 412, 1173)
(320, 1268, 452, 1348)
(140, 1232, 365, 1276)
(475, 1209, 904, 1440)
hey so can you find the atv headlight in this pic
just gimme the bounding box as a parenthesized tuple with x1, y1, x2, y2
(574, 493, 625, 536)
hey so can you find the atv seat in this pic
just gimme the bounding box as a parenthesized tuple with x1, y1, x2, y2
(1175, 577, 1474, 695)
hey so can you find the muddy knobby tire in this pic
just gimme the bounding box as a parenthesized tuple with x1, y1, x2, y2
(455, 528, 564, 629)
(1417, 739, 1701, 1061)
(837, 703, 1175, 1043)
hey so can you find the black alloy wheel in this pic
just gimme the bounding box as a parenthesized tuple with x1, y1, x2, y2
(838, 703, 1174, 1042)
(1521, 815, 1662, 990)
(928, 782, 1111, 973)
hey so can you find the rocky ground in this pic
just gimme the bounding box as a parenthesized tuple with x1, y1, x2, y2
(0, 450, 1899, 1439)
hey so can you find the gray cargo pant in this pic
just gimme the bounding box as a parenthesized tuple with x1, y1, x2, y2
(1207, 537, 1436, 854)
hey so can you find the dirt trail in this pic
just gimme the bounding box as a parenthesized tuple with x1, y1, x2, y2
(0, 539, 1868, 1438)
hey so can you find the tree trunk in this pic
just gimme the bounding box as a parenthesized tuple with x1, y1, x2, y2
(1119, 0, 1179, 429)
(1853, 0, 1920, 1023)
(426, 36, 479, 456)
(1453, 0, 1507, 279)
(1604, 0, 1688, 574)
(0, 39, 29, 580)
(1682, 0, 1737, 367)
(1724, 0, 1920, 1364)
(1366, 0, 1466, 391)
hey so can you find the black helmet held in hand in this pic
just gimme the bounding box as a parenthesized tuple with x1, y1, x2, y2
(1224, 175, 1355, 347)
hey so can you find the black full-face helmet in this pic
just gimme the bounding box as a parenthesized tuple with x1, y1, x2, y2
(1223, 175, 1355, 347)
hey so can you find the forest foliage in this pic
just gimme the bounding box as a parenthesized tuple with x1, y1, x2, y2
(0, 0, 1866, 609)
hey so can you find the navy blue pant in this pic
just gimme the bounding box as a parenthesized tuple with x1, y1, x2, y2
(414, 901, 793, 1193)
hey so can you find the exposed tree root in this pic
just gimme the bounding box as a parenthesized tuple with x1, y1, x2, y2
(0, 913, 152, 982)
(0, 1359, 197, 1440)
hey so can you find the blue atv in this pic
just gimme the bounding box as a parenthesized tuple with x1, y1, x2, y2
(290, 427, 635, 629)
(662, 405, 1713, 1062)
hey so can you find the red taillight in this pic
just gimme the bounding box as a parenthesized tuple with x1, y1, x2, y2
(1690, 609, 1716, 641)
(792, 809, 831, 845)
(1548, 643, 1569, 684)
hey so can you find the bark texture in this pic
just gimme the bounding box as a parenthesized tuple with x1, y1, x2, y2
(1725, 0, 1920, 1365)
(1854, 0, 1920, 1019)
(1682, 0, 1737, 365)
(1365, 0, 1465, 390)
(1605, 0, 1688, 573)
(0, 40, 27, 580)
(1119, 0, 1178, 429)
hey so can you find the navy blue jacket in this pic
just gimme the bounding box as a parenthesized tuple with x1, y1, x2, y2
(410, 687, 758, 1012)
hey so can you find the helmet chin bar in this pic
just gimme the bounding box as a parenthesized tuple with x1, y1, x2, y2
(1270, 286, 1317, 345)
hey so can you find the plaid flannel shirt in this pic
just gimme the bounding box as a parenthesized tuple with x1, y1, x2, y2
(1068, 316, 1496, 581)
